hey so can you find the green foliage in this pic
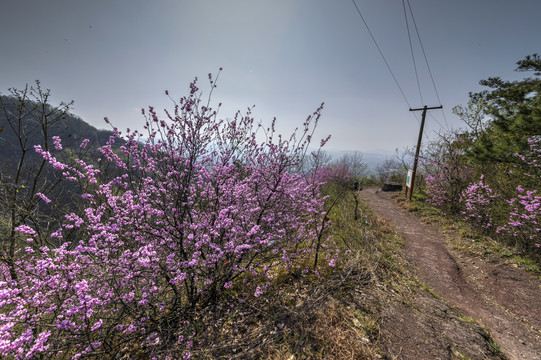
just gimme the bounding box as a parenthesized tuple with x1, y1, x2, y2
(359, 174, 379, 187)
(419, 55, 541, 262)
(513, 256, 541, 273)
(465, 54, 541, 163)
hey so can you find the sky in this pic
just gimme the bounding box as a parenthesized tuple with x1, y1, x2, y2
(1, 0, 540, 153)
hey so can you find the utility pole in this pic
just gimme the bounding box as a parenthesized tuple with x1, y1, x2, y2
(407, 105, 443, 200)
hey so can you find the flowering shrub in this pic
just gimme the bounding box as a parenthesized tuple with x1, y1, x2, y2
(307, 157, 358, 267)
(0, 75, 332, 358)
(515, 137, 541, 181)
(425, 170, 452, 207)
(425, 159, 474, 212)
(421, 132, 475, 213)
(459, 175, 498, 229)
(495, 138, 541, 248)
(496, 186, 540, 243)
(312, 161, 353, 188)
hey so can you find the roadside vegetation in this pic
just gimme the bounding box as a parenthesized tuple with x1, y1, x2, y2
(0, 75, 407, 359)
(396, 193, 541, 276)
(396, 54, 541, 268)
(1, 75, 508, 359)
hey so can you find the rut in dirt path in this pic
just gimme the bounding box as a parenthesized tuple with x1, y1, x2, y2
(361, 188, 541, 360)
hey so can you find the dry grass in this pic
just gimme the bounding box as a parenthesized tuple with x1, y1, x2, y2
(115, 190, 508, 359)
(128, 192, 409, 359)
(178, 251, 393, 359)
(123, 191, 485, 360)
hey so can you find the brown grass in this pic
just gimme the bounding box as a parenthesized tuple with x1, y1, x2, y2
(132, 193, 407, 359)
(122, 191, 504, 359)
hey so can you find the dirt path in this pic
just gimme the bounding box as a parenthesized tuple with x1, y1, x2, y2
(361, 187, 541, 360)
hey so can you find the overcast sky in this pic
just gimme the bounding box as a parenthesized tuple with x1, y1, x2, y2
(1, 0, 540, 152)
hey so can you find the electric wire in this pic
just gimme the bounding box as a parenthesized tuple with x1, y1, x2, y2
(402, 0, 423, 105)
(406, 0, 449, 129)
(348, 0, 456, 161)
(428, 112, 445, 130)
(349, 0, 417, 116)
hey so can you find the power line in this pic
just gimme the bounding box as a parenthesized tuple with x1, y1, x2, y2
(402, 0, 423, 105)
(349, 0, 414, 112)
(428, 111, 445, 130)
(405, 0, 449, 129)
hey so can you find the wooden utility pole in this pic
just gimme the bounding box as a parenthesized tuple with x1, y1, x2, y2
(407, 105, 443, 200)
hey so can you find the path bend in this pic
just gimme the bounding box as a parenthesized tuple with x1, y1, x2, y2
(361, 188, 541, 360)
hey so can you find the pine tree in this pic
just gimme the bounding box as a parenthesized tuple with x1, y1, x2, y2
(468, 54, 541, 162)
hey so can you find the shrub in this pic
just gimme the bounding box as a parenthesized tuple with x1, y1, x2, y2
(422, 132, 474, 214)
(496, 138, 541, 249)
(0, 74, 333, 359)
(459, 175, 498, 230)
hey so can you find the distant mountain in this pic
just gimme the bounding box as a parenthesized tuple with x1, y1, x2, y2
(0, 95, 116, 161)
(1, 94, 124, 240)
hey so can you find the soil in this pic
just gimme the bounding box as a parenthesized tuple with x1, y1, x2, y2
(361, 187, 541, 360)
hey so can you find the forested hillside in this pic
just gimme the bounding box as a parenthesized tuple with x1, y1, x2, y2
(1, 90, 116, 162)
(1, 83, 123, 251)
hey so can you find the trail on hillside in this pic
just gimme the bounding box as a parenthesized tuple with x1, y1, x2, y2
(361, 187, 541, 360)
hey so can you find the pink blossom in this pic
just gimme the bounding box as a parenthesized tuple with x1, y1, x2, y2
(328, 258, 336, 267)
(52, 136, 62, 150)
(0, 75, 333, 358)
(91, 319, 103, 331)
(254, 287, 263, 297)
(36, 192, 51, 204)
(14, 225, 36, 236)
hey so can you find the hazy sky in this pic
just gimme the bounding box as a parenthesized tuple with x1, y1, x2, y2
(1, 0, 540, 152)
